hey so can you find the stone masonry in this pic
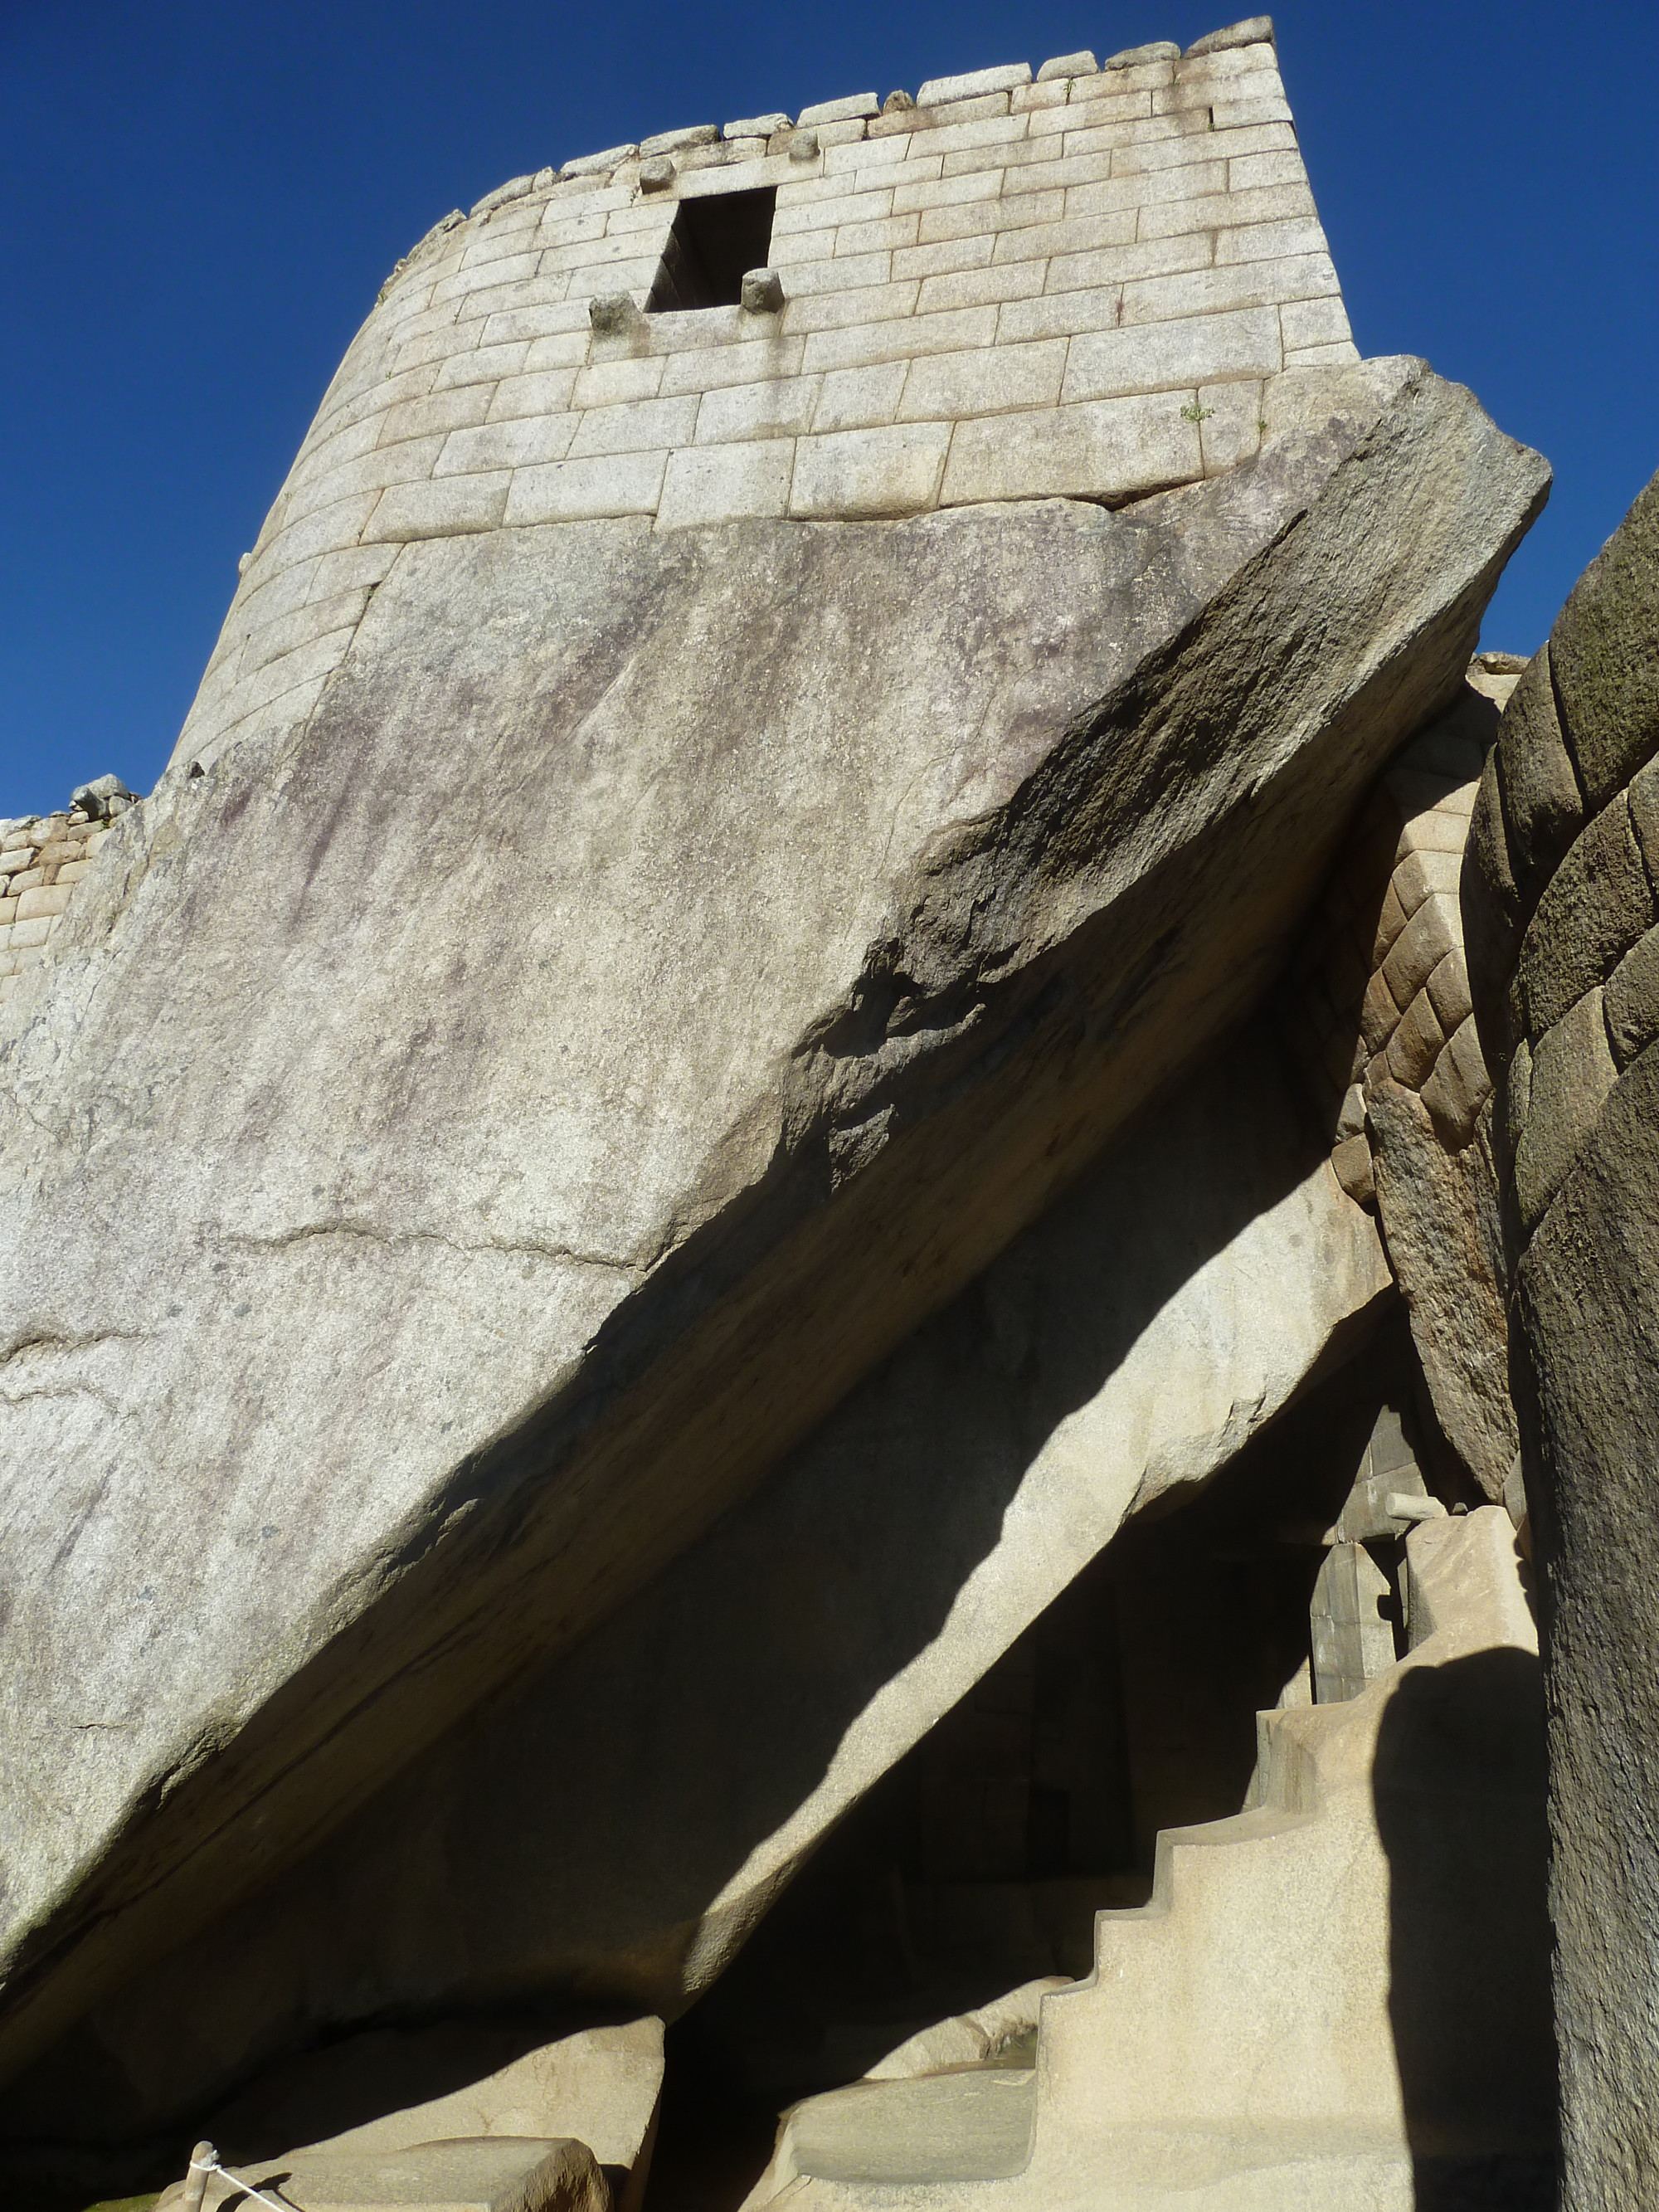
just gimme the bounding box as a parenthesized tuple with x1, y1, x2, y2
(173, 20, 1353, 782)
(0, 793, 130, 1009)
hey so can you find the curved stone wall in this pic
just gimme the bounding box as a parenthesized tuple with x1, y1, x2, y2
(1462, 469, 1659, 2212)
(170, 22, 1352, 785)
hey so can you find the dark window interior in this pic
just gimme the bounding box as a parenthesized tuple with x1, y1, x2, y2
(647, 187, 777, 312)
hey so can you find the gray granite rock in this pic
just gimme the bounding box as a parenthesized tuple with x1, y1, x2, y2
(5, 1027, 1390, 2140)
(0, 358, 1545, 2106)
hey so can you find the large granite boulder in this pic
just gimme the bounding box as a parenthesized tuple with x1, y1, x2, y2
(0, 1026, 1391, 2150)
(1463, 469, 1659, 2211)
(0, 354, 1545, 2108)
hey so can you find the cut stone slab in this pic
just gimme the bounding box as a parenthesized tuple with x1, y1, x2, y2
(0, 356, 1545, 2098)
(197, 2018, 662, 2212)
(744, 1509, 1553, 2210)
(1463, 465, 1659, 2212)
(1367, 1079, 1516, 1496)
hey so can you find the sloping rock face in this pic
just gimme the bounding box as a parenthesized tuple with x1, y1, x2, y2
(1463, 470, 1659, 2212)
(2, 1028, 1390, 2146)
(0, 357, 1543, 2104)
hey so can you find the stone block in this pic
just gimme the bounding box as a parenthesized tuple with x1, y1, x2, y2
(890, 169, 1009, 217)
(694, 376, 819, 444)
(940, 392, 1201, 506)
(1061, 115, 1206, 166)
(1102, 41, 1180, 70)
(1207, 119, 1300, 159)
(1386, 987, 1447, 1089)
(900, 110, 1024, 159)
(1515, 987, 1618, 1230)
(485, 369, 579, 424)
(811, 362, 908, 433)
(1214, 93, 1295, 129)
(917, 64, 1031, 105)
(918, 188, 1067, 247)
(1426, 951, 1475, 1038)
(1185, 18, 1276, 56)
(1139, 180, 1311, 243)
(917, 259, 1046, 315)
(559, 144, 637, 177)
(988, 285, 1116, 345)
(1603, 923, 1659, 1069)
(1217, 216, 1330, 266)
(431, 251, 544, 307)
(801, 304, 998, 377)
(1419, 1015, 1493, 1145)
(1227, 149, 1307, 194)
(896, 338, 1067, 421)
(1063, 305, 1282, 401)
(1064, 94, 1155, 140)
(781, 280, 921, 336)
(1045, 229, 1212, 295)
(1383, 894, 1458, 1009)
(481, 302, 591, 346)
(1360, 966, 1403, 1057)
(1197, 380, 1263, 473)
(567, 397, 698, 460)
(834, 212, 921, 256)
(503, 449, 669, 524)
(360, 473, 511, 543)
(795, 93, 879, 127)
(572, 358, 667, 410)
(1122, 254, 1338, 324)
(657, 440, 795, 529)
(431, 341, 529, 392)
(775, 249, 893, 296)
(0, 362, 1550, 2146)
(1279, 296, 1355, 353)
(1011, 79, 1068, 115)
(1285, 340, 1360, 369)
(434, 417, 578, 475)
(789, 421, 951, 517)
(1626, 753, 1659, 884)
(724, 112, 792, 139)
(1548, 473, 1659, 810)
(771, 183, 894, 231)
(376, 387, 499, 446)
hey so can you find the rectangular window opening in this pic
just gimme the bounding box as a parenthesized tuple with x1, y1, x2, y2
(646, 187, 777, 313)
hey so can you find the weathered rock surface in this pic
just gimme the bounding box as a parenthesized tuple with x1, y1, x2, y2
(3, 1029, 1390, 2143)
(0, 356, 1544, 2098)
(1463, 466, 1659, 2212)
(162, 2134, 610, 2212)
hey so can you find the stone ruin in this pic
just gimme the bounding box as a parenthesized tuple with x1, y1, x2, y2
(1, 16, 1655, 2211)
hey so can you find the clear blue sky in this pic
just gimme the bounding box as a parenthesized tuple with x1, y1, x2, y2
(2, 0, 1655, 817)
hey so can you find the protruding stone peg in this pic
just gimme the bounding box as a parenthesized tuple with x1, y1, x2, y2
(739, 268, 784, 314)
(181, 2140, 218, 2212)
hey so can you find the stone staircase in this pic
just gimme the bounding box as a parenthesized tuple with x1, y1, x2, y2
(740, 1508, 1553, 2210)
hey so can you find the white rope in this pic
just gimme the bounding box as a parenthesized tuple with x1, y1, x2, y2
(188, 2145, 293, 2212)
